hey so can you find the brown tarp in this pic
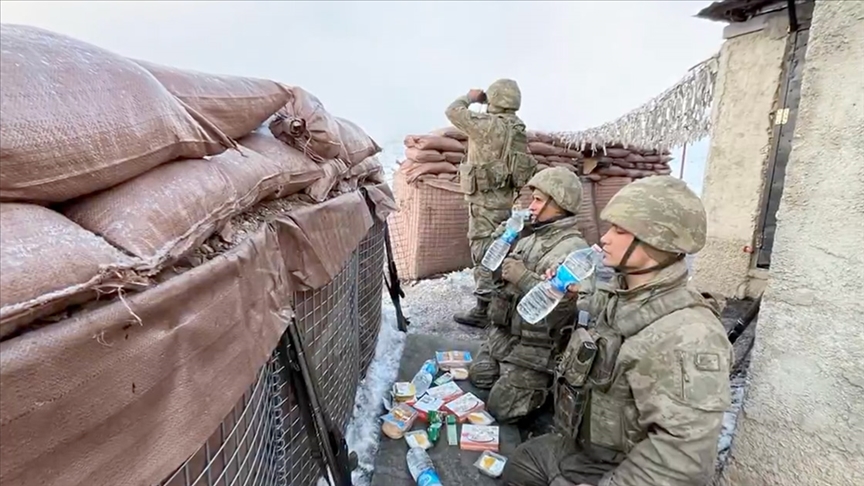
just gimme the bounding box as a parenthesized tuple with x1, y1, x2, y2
(0, 24, 231, 203)
(0, 187, 396, 486)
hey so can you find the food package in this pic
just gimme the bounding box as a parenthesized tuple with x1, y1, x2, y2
(433, 373, 453, 386)
(381, 403, 419, 439)
(467, 410, 495, 426)
(393, 382, 416, 403)
(460, 425, 500, 452)
(411, 394, 444, 422)
(405, 430, 433, 450)
(474, 451, 508, 477)
(423, 382, 464, 403)
(443, 392, 485, 422)
(436, 351, 473, 370)
(450, 368, 469, 380)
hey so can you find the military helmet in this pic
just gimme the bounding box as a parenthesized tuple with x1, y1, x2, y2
(486, 78, 521, 111)
(526, 167, 582, 214)
(600, 175, 707, 254)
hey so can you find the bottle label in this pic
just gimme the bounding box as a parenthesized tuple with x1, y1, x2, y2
(502, 228, 518, 244)
(417, 469, 442, 486)
(551, 264, 578, 293)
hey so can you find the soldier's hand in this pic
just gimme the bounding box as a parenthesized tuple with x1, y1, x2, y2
(468, 89, 487, 104)
(501, 258, 527, 284)
(543, 268, 581, 295)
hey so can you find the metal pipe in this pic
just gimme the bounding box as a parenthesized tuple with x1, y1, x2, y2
(679, 143, 688, 179)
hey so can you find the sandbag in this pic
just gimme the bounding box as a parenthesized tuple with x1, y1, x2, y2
(336, 117, 383, 165)
(134, 59, 291, 139)
(0, 25, 231, 203)
(269, 86, 380, 165)
(306, 159, 349, 203)
(550, 162, 578, 172)
(527, 131, 555, 144)
(62, 147, 286, 263)
(431, 127, 467, 141)
(404, 135, 466, 153)
(237, 130, 324, 198)
(602, 148, 631, 158)
(576, 179, 601, 246)
(532, 155, 549, 165)
(404, 161, 457, 183)
(528, 142, 564, 157)
(443, 152, 466, 164)
(594, 177, 632, 236)
(0, 204, 135, 338)
(405, 148, 446, 163)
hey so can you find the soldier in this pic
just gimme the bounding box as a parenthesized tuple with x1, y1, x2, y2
(468, 167, 588, 424)
(445, 79, 537, 328)
(502, 175, 733, 486)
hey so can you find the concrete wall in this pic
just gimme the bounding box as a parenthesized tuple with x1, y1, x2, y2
(692, 13, 789, 298)
(721, 1, 864, 484)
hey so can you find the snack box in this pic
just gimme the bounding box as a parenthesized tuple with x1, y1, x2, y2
(422, 381, 464, 403)
(433, 373, 453, 386)
(435, 351, 473, 370)
(405, 429, 433, 450)
(442, 392, 485, 422)
(450, 368, 469, 380)
(460, 424, 500, 452)
(474, 450, 508, 477)
(410, 394, 444, 422)
(380, 403, 419, 439)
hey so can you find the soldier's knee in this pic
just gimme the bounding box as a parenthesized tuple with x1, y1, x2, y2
(501, 436, 556, 486)
(487, 376, 547, 424)
(468, 359, 498, 389)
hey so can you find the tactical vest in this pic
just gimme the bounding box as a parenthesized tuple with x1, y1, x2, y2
(458, 116, 536, 205)
(552, 282, 716, 458)
(487, 221, 584, 371)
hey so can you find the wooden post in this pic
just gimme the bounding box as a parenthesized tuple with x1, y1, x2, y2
(679, 142, 688, 179)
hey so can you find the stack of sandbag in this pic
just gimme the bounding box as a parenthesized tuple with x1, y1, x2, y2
(268, 87, 384, 202)
(388, 128, 472, 280)
(0, 24, 383, 339)
(526, 131, 584, 173)
(581, 145, 673, 182)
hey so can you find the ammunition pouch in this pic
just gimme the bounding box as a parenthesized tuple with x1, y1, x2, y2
(586, 329, 623, 389)
(554, 379, 588, 440)
(460, 162, 510, 195)
(557, 327, 598, 387)
(488, 289, 515, 328)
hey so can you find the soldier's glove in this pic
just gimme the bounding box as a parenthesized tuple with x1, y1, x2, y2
(501, 258, 527, 284)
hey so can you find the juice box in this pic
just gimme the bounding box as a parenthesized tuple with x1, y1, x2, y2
(460, 424, 500, 452)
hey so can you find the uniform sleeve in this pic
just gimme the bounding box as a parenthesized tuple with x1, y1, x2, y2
(601, 331, 732, 486)
(445, 95, 494, 138)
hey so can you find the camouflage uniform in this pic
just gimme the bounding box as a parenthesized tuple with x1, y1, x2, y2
(503, 176, 733, 486)
(468, 168, 588, 423)
(445, 79, 537, 327)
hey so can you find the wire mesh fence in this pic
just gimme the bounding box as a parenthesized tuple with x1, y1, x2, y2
(357, 219, 386, 375)
(160, 219, 387, 486)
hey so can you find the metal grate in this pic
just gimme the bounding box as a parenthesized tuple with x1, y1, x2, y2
(161, 218, 386, 486)
(161, 356, 286, 486)
(293, 251, 360, 432)
(357, 220, 386, 375)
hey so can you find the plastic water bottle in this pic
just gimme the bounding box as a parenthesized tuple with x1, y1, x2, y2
(481, 210, 529, 271)
(407, 447, 443, 486)
(517, 245, 605, 324)
(411, 359, 439, 398)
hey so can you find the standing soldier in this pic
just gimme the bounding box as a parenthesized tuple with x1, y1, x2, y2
(502, 176, 733, 486)
(445, 79, 537, 328)
(468, 167, 588, 423)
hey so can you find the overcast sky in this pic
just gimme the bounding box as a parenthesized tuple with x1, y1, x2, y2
(1, 0, 724, 148)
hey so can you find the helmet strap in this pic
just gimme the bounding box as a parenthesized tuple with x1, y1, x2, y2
(614, 239, 684, 276)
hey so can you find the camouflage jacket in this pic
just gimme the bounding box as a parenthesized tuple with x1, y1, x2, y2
(445, 95, 528, 210)
(492, 216, 588, 370)
(576, 261, 732, 486)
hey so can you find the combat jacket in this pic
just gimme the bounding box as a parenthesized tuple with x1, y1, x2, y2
(557, 261, 732, 486)
(445, 95, 535, 210)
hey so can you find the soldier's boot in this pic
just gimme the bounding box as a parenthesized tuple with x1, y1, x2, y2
(453, 299, 489, 328)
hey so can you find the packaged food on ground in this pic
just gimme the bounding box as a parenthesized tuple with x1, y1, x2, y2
(381, 403, 419, 439)
(411, 395, 445, 422)
(443, 392, 485, 422)
(474, 451, 508, 477)
(433, 373, 453, 386)
(393, 382, 416, 403)
(460, 425, 500, 452)
(424, 382, 464, 403)
(467, 410, 495, 426)
(435, 351, 473, 370)
(405, 430, 433, 450)
(450, 368, 469, 380)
